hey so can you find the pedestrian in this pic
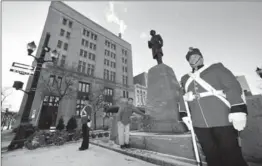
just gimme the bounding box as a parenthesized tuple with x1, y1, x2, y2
(117, 97, 146, 149)
(179, 47, 248, 166)
(79, 100, 92, 151)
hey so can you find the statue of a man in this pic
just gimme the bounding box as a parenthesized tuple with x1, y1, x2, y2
(148, 30, 164, 65)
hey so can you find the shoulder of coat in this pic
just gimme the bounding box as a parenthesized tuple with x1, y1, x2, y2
(181, 74, 190, 85)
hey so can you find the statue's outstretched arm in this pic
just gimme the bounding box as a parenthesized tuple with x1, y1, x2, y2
(148, 41, 152, 49)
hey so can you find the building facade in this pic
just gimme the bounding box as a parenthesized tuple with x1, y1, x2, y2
(17, 1, 134, 129)
(133, 72, 148, 107)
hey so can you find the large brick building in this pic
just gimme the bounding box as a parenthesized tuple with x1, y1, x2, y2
(17, 1, 134, 129)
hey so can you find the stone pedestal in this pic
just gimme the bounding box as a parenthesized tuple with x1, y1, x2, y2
(142, 64, 186, 133)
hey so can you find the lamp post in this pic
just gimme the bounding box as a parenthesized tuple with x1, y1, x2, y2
(8, 33, 59, 151)
(20, 33, 58, 124)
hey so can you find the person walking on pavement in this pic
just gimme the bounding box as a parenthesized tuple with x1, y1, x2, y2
(117, 97, 146, 149)
(79, 100, 92, 151)
(179, 47, 249, 166)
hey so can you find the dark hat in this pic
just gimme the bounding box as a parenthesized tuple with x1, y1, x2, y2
(186, 47, 203, 61)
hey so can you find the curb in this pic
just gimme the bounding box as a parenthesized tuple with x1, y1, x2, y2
(89, 140, 202, 166)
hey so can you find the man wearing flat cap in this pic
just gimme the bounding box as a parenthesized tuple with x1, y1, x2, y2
(179, 47, 248, 166)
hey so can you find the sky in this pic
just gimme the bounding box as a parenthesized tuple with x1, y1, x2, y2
(2, 1, 262, 111)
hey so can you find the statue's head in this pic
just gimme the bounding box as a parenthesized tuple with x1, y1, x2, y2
(150, 30, 156, 36)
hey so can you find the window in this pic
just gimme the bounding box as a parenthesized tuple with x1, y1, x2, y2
(49, 75, 55, 86)
(104, 88, 113, 96)
(125, 50, 127, 56)
(66, 32, 70, 39)
(122, 66, 125, 72)
(62, 18, 67, 25)
(63, 43, 68, 51)
(68, 21, 73, 28)
(104, 69, 110, 80)
(78, 82, 90, 93)
(60, 29, 65, 36)
(56, 77, 62, 88)
(83, 29, 86, 36)
(92, 54, 95, 61)
(93, 44, 96, 50)
(109, 71, 116, 82)
(113, 62, 116, 68)
(80, 49, 84, 56)
(57, 40, 62, 48)
(111, 62, 113, 68)
(113, 53, 116, 59)
(82, 62, 86, 73)
(91, 33, 97, 40)
(60, 55, 66, 67)
(76, 98, 89, 117)
(90, 43, 93, 49)
(86, 30, 90, 37)
(104, 59, 106, 65)
(87, 64, 95, 76)
(104, 50, 107, 56)
(78, 61, 83, 72)
(122, 49, 125, 54)
(125, 67, 128, 72)
(123, 91, 129, 98)
(111, 52, 114, 58)
(85, 40, 89, 47)
(107, 59, 109, 66)
(84, 51, 87, 58)
(122, 57, 124, 63)
(122, 75, 128, 85)
(81, 39, 85, 46)
(125, 59, 127, 64)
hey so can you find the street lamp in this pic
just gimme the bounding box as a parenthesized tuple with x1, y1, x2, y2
(27, 42, 37, 55)
(8, 33, 58, 151)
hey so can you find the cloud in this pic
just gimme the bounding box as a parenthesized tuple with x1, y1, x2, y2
(140, 32, 149, 40)
(105, 1, 127, 35)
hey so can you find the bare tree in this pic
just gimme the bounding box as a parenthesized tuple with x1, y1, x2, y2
(1, 87, 13, 109)
(39, 63, 79, 103)
(37, 63, 80, 125)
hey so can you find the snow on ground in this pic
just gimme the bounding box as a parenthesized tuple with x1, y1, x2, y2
(2, 143, 157, 166)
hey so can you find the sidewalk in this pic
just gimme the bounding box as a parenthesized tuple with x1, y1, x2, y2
(90, 139, 203, 166)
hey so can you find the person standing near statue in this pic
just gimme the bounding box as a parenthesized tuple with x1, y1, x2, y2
(117, 97, 146, 149)
(148, 30, 164, 65)
(179, 47, 248, 166)
(79, 99, 92, 151)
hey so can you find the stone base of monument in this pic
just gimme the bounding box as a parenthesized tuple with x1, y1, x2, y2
(129, 131, 206, 162)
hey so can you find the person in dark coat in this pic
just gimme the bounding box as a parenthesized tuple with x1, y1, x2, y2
(79, 102, 92, 151)
(148, 30, 164, 65)
(179, 47, 248, 166)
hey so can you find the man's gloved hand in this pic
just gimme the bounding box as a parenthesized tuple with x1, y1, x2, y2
(182, 117, 192, 131)
(87, 121, 92, 128)
(183, 91, 195, 102)
(228, 113, 247, 131)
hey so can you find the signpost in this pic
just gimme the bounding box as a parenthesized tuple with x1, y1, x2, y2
(10, 62, 35, 76)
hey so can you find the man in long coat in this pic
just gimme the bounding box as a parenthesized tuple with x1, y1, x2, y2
(148, 30, 164, 65)
(179, 47, 248, 166)
(79, 102, 92, 151)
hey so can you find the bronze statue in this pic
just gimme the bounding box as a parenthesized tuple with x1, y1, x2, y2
(148, 30, 164, 65)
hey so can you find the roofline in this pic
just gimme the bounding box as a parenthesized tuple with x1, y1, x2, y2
(50, 1, 131, 46)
